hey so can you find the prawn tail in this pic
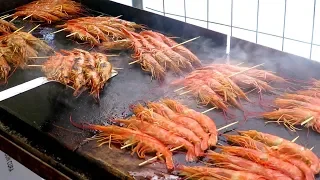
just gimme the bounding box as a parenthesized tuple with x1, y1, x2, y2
(186, 148, 197, 162)
(208, 135, 218, 147)
(194, 142, 202, 157)
(200, 136, 209, 150)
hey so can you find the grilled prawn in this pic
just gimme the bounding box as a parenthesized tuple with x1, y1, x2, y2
(147, 102, 209, 150)
(71, 122, 174, 170)
(224, 134, 315, 180)
(206, 151, 291, 180)
(14, 0, 82, 23)
(239, 130, 320, 174)
(219, 146, 304, 180)
(117, 117, 198, 162)
(162, 99, 218, 146)
(0, 19, 17, 34)
(179, 165, 267, 180)
(132, 104, 203, 156)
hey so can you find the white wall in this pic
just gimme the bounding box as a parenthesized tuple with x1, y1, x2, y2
(113, 0, 320, 61)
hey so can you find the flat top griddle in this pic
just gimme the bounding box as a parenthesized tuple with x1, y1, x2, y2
(0, 1, 319, 179)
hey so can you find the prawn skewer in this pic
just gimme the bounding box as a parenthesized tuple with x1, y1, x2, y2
(132, 104, 203, 156)
(179, 165, 267, 180)
(239, 130, 320, 174)
(206, 151, 291, 180)
(147, 102, 209, 150)
(224, 134, 315, 180)
(219, 146, 304, 180)
(162, 99, 217, 147)
(71, 122, 174, 171)
(121, 28, 165, 81)
(117, 117, 197, 162)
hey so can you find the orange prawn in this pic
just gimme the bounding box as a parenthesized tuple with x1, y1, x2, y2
(224, 134, 315, 180)
(0, 56, 10, 83)
(219, 146, 304, 180)
(179, 165, 267, 180)
(117, 117, 197, 162)
(131, 32, 182, 74)
(147, 102, 209, 150)
(282, 93, 320, 105)
(162, 99, 217, 146)
(122, 28, 165, 81)
(142, 33, 194, 70)
(206, 151, 291, 180)
(70, 122, 174, 171)
(274, 98, 320, 112)
(132, 104, 203, 156)
(186, 79, 228, 111)
(297, 89, 320, 98)
(262, 108, 319, 132)
(239, 130, 320, 174)
(153, 32, 202, 67)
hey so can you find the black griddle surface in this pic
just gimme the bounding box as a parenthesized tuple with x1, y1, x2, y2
(0, 3, 319, 179)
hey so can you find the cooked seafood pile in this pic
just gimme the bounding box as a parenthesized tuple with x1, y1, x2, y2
(71, 99, 218, 170)
(263, 80, 320, 133)
(173, 63, 285, 111)
(123, 30, 201, 81)
(0, 31, 53, 82)
(42, 48, 114, 99)
(14, 0, 81, 23)
(180, 130, 319, 180)
(0, 19, 17, 34)
(58, 16, 143, 45)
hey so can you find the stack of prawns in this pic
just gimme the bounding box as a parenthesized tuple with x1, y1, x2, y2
(173, 63, 285, 111)
(58, 16, 143, 45)
(180, 130, 319, 180)
(14, 0, 82, 23)
(0, 31, 53, 82)
(122, 30, 202, 81)
(71, 99, 218, 171)
(0, 19, 17, 35)
(42, 48, 114, 99)
(57, 16, 201, 80)
(263, 79, 320, 133)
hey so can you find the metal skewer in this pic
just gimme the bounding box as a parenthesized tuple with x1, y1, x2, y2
(23, 14, 33, 20)
(13, 26, 24, 33)
(228, 63, 264, 78)
(51, 28, 67, 34)
(291, 136, 299, 142)
(179, 90, 192, 95)
(66, 32, 77, 37)
(170, 36, 200, 49)
(301, 116, 314, 126)
(174, 86, 187, 92)
(201, 107, 217, 114)
(10, 16, 18, 22)
(0, 14, 13, 20)
(28, 24, 40, 34)
(128, 60, 139, 65)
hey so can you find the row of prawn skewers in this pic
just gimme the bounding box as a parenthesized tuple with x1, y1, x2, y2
(263, 79, 320, 133)
(56, 16, 202, 81)
(173, 63, 285, 111)
(71, 99, 219, 170)
(180, 130, 319, 180)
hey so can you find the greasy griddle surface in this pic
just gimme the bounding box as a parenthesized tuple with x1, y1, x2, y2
(0, 11, 319, 179)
